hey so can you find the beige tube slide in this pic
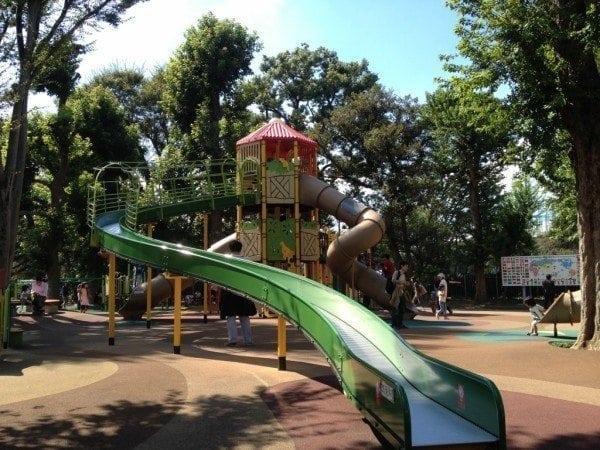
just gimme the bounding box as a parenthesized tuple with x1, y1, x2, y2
(300, 174, 400, 310)
(120, 273, 194, 320)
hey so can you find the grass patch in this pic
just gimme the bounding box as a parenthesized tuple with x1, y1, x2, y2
(549, 340, 574, 349)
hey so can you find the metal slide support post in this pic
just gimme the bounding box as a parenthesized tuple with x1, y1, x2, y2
(277, 315, 287, 370)
(108, 252, 116, 345)
(146, 223, 153, 329)
(203, 213, 209, 323)
(293, 140, 300, 275)
(172, 275, 182, 354)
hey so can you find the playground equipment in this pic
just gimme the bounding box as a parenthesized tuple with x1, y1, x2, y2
(86, 121, 505, 449)
(118, 273, 195, 320)
(539, 290, 581, 337)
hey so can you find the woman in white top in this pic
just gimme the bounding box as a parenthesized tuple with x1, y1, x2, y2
(78, 282, 91, 313)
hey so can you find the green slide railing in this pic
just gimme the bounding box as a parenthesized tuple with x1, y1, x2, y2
(88, 161, 505, 449)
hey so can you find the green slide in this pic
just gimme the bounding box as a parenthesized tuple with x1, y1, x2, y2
(88, 162, 505, 449)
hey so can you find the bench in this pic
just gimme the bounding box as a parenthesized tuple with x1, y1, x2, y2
(44, 299, 61, 315)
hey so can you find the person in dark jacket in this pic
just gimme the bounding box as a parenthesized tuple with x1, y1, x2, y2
(542, 274, 556, 308)
(220, 240, 257, 346)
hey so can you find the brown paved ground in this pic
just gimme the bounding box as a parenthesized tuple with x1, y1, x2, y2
(1, 305, 599, 449)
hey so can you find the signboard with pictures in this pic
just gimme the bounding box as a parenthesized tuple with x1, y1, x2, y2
(501, 255, 579, 287)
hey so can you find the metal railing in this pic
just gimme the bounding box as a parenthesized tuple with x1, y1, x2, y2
(87, 158, 260, 230)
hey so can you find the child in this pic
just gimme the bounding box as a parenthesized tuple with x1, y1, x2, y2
(435, 283, 449, 319)
(524, 297, 545, 336)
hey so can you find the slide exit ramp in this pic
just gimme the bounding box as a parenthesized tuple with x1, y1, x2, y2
(87, 161, 505, 449)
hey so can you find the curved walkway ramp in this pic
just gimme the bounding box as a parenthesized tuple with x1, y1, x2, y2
(88, 162, 505, 449)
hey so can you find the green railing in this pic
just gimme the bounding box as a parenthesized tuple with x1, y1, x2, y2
(87, 158, 260, 231)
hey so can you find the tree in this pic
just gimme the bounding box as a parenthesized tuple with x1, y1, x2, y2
(447, 0, 600, 349)
(311, 85, 426, 262)
(161, 13, 261, 244)
(251, 43, 378, 131)
(0, 0, 146, 292)
(421, 85, 511, 303)
(493, 176, 540, 259)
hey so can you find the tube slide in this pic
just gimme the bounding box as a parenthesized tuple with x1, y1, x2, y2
(300, 174, 417, 315)
(119, 233, 233, 320)
(120, 273, 194, 320)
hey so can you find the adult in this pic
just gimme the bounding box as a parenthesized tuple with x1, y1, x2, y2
(542, 274, 556, 308)
(390, 261, 410, 329)
(219, 240, 257, 346)
(60, 284, 69, 309)
(381, 254, 395, 281)
(77, 282, 91, 313)
(31, 275, 48, 316)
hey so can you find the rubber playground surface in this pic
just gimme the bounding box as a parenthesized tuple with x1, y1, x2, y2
(2, 306, 599, 449)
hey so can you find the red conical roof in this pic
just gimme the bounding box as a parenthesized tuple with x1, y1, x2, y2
(236, 118, 317, 146)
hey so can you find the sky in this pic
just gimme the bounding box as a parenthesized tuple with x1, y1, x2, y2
(32, 0, 460, 110)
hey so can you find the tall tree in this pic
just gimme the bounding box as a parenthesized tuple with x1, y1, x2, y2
(447, 0, 600, 349)
(162, 12, 260, 160)
(162, 13, 261, 243)
(251, 43, 378, 131)
(312, 85, 426, 263)
(0, 0, 145, 292)
(422, 85, 511, 303)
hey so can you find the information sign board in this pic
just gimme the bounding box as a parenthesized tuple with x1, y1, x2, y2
(501, 255, 579, 287)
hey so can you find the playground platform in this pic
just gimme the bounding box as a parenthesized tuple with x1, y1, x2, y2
(1, 306, 599, 449)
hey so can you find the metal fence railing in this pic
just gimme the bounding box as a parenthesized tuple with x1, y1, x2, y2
(87, 159, 260, 231)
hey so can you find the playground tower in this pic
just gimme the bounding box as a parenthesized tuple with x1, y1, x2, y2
(235, 118, 329, 283)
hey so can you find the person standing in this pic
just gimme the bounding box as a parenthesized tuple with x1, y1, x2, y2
(19, 285, 31, 313)
(381, 254, 395, 281)
(77, 282, 91, 313)
(435, 273, 449, 319)
(31, 275, 48, 316)
(219, 240, 257, 346)
(542, 274, 556, 308)
(390, 261, 410, 329)
(60, 284, 69, 309)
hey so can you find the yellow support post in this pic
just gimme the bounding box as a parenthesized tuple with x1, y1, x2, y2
(293, 140, 300, 275)
(108, 252, 116, 346)
(146, 223, 153, 329)
(277, 315, 287, 370)
(202, 213, 209, 323)
(260, 140, 267, 264)
(166, 273, 183, 354)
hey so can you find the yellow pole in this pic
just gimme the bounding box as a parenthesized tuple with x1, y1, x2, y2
(203, 212, 209, 323)
(293, 140, 300, 275)
(277, 315, 287, 370)
(172, 275, 182, 354)
(260, 140, 267, 264)
(108, 252, 116, 345)
(146, 223, 153, 329)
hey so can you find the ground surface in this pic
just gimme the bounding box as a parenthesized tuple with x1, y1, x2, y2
(1, 303, 599, 449)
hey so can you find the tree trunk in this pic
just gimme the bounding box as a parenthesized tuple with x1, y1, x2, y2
(467, 161, 488, 303)
(0, 91, 30, 291)
(45, 101, 71, 299)
(570, 121, 600, 351)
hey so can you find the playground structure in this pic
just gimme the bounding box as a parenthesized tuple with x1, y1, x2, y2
(82, 120, 506, 449)
(540, 290, 581, 337)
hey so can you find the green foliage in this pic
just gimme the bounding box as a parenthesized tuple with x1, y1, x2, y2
(68, 85, 143, 164)
(492, 176, 540, 259)
(252, 43, 378, 130)
(162, 13, 261, 160)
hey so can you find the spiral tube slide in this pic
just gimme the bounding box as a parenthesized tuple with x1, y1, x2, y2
(300, 174, 416, 312)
